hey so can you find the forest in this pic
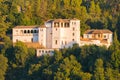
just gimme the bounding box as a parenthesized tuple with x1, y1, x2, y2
(0, 0, 120, 80)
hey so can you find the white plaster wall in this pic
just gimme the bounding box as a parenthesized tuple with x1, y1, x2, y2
(52, 28, 61, 48)
(83, 34, 93, 39)
(13, 35, 38, 42)
(80, 40, 100, 46)
(109, 34, 113, 43)
(59, 20, 80, 48)
(60, 28, 71, 48)
(36, 49, 54, 57)
(13, 28, 39, 43)
(46, 27, 52, 48)
(70, 20, 80, 46)
(38, 28, 46, 47)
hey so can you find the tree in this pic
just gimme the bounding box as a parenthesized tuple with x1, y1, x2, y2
(0, 54, 8, 80)
(116, 16, 120, 41)
(53, 50, 63, 62)
(54, 55, 82, 80)
(108, 31, 120, 69)
(70, 0, 82, 8)
(105, 67, 114, 80)
(89, 1, 96, 18)
(89, 1, 101, 20)
(93, 59, 105, 80)
(13, 41, 28, 67)
(0, 14, 10, 38)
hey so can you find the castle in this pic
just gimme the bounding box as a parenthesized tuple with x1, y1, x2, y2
(12, 19, 112, 56)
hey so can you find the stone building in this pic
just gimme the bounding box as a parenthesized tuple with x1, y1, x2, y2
(80, 29, 113, 47)
(12, 19, 80, 56)
(12, 19, 113, 56)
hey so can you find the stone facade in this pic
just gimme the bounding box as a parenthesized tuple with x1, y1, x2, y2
(80, 29, 113, 47)
(12, 19, 80, 56)
(12, 19, 113, 56)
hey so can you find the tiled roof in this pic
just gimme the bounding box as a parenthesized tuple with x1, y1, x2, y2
(13, 26, 40, 29)
(40, 25, 46, 28)
(46, 18, 79, 23)
(54, 19, 70, 22)
(13, 25, 46, 29)
(84, 29, 112, 34)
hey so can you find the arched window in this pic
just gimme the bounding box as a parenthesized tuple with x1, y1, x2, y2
(28, 30, 30, 33)
(24, 30, 27, 33)
(34, 30, 37, 33)
(31, 30, 33, 33)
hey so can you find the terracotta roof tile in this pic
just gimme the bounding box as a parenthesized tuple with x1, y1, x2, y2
(13, 25, 47, 29)
(46, 18, 79, 23)
(84, 29, 112, 34)
(13, 26, 40, 29)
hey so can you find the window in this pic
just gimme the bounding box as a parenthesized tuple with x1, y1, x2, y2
(34, 30, 37, 33)
(31, 30, 33, 33)
(65, 23, 69, 27)
(67, 23, 69, 27)
(55, 40, 57, 45)
(65, 23, 67, 27)
(104, 35, 106, 38)
(65, 41, 67, 45)
(98, 34, 100, 38)
(61, 23, 63, 27)
(72, 33, 75, 36)
(28, 30, 30, 33)
(73, 28, 75, 31)
(72, 39, 74, 41)
(39, 50, 41, 53)
(56, 28, 57, 31)
(24, 30, 27, 33)
(54, 22, 59, 27)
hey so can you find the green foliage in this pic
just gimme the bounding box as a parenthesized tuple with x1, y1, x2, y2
(0, 0, 120, 80)
(0, 54, 8, 80)
(79, 45, 107, 72)
(93, 59, 105, 80)
(13, 41, 28, 67)
(54, 55, 82, 80)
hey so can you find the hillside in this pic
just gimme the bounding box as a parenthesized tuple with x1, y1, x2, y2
(0, 0, 120, 80)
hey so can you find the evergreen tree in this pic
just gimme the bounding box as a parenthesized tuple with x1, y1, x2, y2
(0, 54, 8, 80)
(93, 59, 105, 80)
